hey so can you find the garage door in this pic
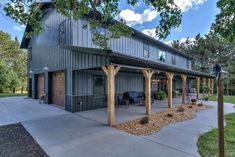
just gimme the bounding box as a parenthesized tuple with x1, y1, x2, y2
(52, 71, 65, 107)
(37, 74, 44, 98)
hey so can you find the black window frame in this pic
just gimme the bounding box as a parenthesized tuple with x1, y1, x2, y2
(59, 20, 66, 46)
(159, 50, 166, 62)
(143, 42, 149, 58)
(93, 75, 105, 97)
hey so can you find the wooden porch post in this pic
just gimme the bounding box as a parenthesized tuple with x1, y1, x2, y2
(142, 69, 154, 115)
(196, 77, 200, 99)
(203, 78, 206, 87)
(181, 74, 187, 104)
(102, 65, 121, 126)
(166, 72, 174, 108)
(211, 79, 214, 95)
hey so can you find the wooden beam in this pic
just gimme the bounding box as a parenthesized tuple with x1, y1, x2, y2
(102, 65, 121, 126)
(181, 74, 187, 105)
(142, 69, 154, 115)
(166, 72, 174, 108)
(196, 77, 200, 99)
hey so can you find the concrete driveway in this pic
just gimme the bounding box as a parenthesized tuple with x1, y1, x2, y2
(0, 97, 234, 157)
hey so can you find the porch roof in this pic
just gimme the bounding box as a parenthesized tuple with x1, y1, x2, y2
(69, 46, 213, 78)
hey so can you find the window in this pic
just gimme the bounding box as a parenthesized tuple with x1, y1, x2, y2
(28, 47, 32, 61)
(159, 50, 166, 62)
(172, 54, 176, 65)
(93, 75, 105, 97)
(143, 42, 149, 58)
(59, 21, 66, 46)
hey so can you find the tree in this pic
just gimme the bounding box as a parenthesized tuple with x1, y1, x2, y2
(0, 60, 8, 93)
(7, 70, 20, 94)
(1, 0, 182, 49)
(0, 31, 27, 93)
(212, 0, 235, 42)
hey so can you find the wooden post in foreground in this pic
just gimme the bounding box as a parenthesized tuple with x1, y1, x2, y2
(218, 76, 224, 157)
(102, 65, 120, 126)
(181, 75, 187, 104)
(142, 69, 154, 115)
(166, 72, 174, 108)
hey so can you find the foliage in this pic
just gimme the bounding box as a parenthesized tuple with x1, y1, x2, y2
(2, 0, 182, 49)
(171, 31, 235, 95)
(0, 60, 8, 93)
(0, 93, 27, 98)
(209, 95, 235, 104)
(0, 31, 27, 93)
(212, 0, 235, 42)
(203, 86, 210, 94)
(198, 113, 235, 157)
(155, 91, 166, 100)
(7, 70, 20, 94)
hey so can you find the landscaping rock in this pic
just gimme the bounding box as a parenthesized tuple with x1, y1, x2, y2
(116, 104, 211, 136)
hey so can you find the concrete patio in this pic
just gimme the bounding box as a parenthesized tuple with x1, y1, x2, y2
(0, 96, 235, 157)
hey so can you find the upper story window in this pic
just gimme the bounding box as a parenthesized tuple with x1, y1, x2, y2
(159, 50, 166, 62)
(172, 54, 176, 65)
(59, 21, 66, 46)
(143, 42, 149, 58)
(28, 47, 32, 61)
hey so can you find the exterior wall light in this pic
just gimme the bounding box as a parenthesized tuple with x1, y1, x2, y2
(43, 66, 49, 71)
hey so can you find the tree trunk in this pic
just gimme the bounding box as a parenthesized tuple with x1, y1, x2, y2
(21, 86, 24, 94)
(12, 88, 16, 94)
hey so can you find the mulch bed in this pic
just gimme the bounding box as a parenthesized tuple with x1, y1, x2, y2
(0, 123, 49, 157)
(116, 104, 212, 136)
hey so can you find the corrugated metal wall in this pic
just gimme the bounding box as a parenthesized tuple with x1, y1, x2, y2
(71, 17, 192, 70)
(73, 70, 144, 96)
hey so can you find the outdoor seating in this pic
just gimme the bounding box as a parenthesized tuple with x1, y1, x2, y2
(116, 95, 129, 108)
(123, 91, 144, 105)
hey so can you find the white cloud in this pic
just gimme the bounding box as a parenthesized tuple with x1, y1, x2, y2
(119, 9, 158, 26)
(13, 26, 23, 31)
(164, 37, 195, 46)
(142, 28, 156, 38)
(174, 0, 207, 12)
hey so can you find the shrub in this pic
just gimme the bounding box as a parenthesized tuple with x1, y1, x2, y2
(178, 107, 185, 112)
(188, 105, 193, 108)
(166, 113, 174, 117)
(154, 91, 166, 100)
(140, 116, 149, 124)
(191, 99, 197, 103)
(198, 103, 203, 106)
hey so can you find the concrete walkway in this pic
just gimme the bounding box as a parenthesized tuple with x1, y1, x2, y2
(0, 97, 234, 157)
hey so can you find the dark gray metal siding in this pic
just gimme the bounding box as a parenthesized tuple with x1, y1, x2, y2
(71, 18, 192, 70)
(73, 70, 144, 96)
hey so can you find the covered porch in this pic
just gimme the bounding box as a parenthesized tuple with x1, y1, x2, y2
(76, 96, 190, 125)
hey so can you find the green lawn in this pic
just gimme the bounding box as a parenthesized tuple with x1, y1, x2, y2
(0, 93, 27, 98)
(209, 95, 235, 104)
(198, 113, 235, 157)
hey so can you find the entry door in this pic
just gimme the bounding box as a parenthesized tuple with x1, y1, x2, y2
(52, 71, 65, 107)
(37, 74, 44, 98)
(29, 79, 32, 98)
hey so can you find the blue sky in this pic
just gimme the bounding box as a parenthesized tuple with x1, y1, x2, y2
(0, 0, 219, 43)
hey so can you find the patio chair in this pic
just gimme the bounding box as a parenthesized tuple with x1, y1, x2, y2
(116, 95, 129, 108)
